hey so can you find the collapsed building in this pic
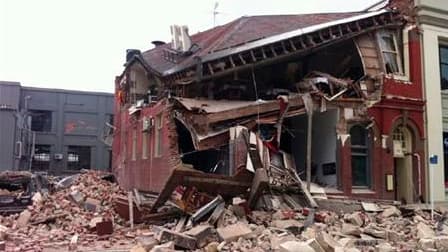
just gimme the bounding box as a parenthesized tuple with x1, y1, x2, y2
(112, 4, 426, 209)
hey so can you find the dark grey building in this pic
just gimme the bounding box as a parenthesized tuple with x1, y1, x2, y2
(0, 81, 114, 174)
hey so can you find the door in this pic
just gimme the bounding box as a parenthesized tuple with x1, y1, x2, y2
(393, 127, 414, 204)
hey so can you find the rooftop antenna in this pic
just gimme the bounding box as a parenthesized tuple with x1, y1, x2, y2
(213, 1, 220, 27)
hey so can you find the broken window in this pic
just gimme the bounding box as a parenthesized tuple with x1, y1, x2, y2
(154, 113, 163, 157)
(350, 125, 370, 187)
(30, 110, 52, 132)
(129, 68, 151, 104)
(377, 30, 402, 74)
(67, 146, 91, 170)
(32, 145, 51, 170)
(440, 45, 448, 90)
(107, 114, 114, 134)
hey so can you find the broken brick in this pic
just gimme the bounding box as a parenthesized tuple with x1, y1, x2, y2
(183, 224, 213, 248)
(418, 238, 435, 250)
(271, 219, 304, 234)
(380, 206, 401, 218)
(89, 216, 103, 230)
(316, 231, 343, 252)
(345, 212, 364, 227)
(363, 224, 386, 239)
(16, 210, 31, 228)
(217, 222, 252, 242)
(417, 222, 435, 239)
(69, 190, 85, 205)
(157, 227, 197, 250)
(130, 244, 147, 252)
(279, 240, 315, 252)
(341, 223, 361, 237)
(84, 197, 101, 212)
(96, 219, 114, 236)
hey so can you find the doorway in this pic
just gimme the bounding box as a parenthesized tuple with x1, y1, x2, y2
(393, 126, 414, 204)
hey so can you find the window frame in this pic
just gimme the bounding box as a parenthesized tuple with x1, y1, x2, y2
(142, 131, 149, 159)
(154, 113, 163, 158)
(32, 144, 52, 170)
(66, 145, 91, 170)
(376, 30, 403, 76)
(439, 44, 448, 90)
(350, 125, 371, 188)
(29, 110, 53, 132)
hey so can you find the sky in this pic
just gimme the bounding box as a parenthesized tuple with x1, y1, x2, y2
(0, 0, 380, 93)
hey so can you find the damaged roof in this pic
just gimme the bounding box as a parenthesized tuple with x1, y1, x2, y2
(131, 9, 398, 79)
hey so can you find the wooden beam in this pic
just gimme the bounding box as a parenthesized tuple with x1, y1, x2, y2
(229, 56, 235, 68)
(289, 39, 297, 51)
(204, 95, 304, 124)
(281, 41, 288, 54)
(250, 50, 256, 62)
(270, 45, 277, 57)
(207, 63, 214, 75)
(261, 47, 267, 59)
(238, 54, 246, 65)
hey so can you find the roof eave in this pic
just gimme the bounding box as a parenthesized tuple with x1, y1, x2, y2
(162, 9, 393, 77)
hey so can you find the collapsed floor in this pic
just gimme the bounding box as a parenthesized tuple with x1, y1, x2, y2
(0, 171, 446, 251)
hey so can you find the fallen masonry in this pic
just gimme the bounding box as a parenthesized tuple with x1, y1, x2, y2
(0, 171, 445, 251)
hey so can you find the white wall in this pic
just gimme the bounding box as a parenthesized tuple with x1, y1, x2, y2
(421, 23, 447, 201)
(311, 109, 338, 187)
(288, 109, 338, 186)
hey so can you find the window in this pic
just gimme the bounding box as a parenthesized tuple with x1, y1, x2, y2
(106, 114, 114, 134)
(32, 145, 51, 170)
(107, 149, 112, 171)
(67, 146, 91, 170)
(30, 110, 52, 132)
(350, 125, 370, 187)
(392, 127, 406, 150)
(142, 131, 149, 159)
(132, 129, 137, 161)
(444, 132, 448, 185)
(440, 45, 448, 90)
(377, 31, 402, 74)
(154, 113, 163, 157)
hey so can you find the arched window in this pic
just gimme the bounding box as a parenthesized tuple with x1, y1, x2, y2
(392, 127, 406, 151)
(350, 125, 370, 187)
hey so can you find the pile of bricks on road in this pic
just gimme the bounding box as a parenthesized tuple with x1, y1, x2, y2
(1, 171, 448, 251)
(127, 196, 448, 252)
(0, 171, 140, 251)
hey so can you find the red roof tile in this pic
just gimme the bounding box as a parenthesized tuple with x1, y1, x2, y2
(141, 12, 367, 76)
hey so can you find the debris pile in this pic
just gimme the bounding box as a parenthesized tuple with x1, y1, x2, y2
(0, 171, 447, 251)
(141, 199, 448, 252)
(0, 171, 138, 251)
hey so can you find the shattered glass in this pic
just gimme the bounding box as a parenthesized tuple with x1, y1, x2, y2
(380, 34, 396, 51)
(383, 52, 399, 74)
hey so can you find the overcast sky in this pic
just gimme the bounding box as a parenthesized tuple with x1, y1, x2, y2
(0, 0, 380, 93)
